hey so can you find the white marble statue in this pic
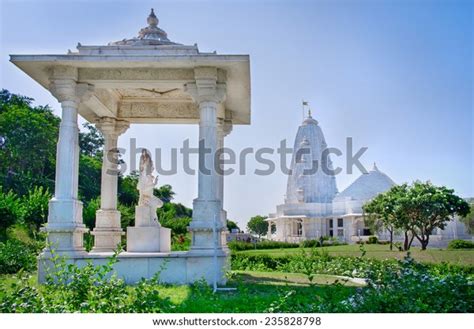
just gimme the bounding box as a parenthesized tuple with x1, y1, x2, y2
(137, 149, 163, 223)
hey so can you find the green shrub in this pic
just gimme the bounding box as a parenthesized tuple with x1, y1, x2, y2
(341, 256, 474, 312)
(0, 189, 23, 232)
(448, 239, 474, 250)
(367, 236, 378, 244)
(0, 250, 173, 313)
(231, 253, 289, 271)
(160, 216, 192, 236)
(118, 203, 135, 228)
(228, 240, 299, 251)
(82, 197, 100, 230)
(231, 249, 474, 278)
(22, 186, 51, 231)
(0, 239, 36, 274)
(300, 239, 320, 248)
(172, 233, 190, 251)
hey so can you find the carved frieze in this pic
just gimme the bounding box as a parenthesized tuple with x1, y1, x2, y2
(78, 68, 194, 82)
(118, 102, 199, 119)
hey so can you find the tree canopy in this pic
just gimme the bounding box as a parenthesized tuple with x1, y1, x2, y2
(364, 181, 470, 250)
(247, 215, 268, 237)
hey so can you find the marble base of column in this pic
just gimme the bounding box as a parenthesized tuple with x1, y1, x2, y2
(188, 199, 227, 254)
(42, 198, 88, 255)
(91, 210, 124, 252)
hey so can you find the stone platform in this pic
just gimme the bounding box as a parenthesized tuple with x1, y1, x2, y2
(38, 250, 229, 285)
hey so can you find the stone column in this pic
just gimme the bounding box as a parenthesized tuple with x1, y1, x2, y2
(217, 118, 232, 247)
(185, 67, 227, 253)
(91, 117, 129, 252)
(267, 221, 272, 239)
(44, 67, 92, 254)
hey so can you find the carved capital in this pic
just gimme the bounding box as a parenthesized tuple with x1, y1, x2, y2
(95, 117, 130, 138)
(217, 118, 233, 137)
(50, 80, 94, 105)
(185, 82, 226, 105)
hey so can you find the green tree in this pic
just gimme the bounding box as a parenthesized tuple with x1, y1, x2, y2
(246, 215, 268, 238)
(154, 184, 175, 203)
(78, 155, 102, 202)
(364, 181, 470, 251)
(82, 197, 101, 230)
(459, 201, 474, 234)
(0, 90, 59, 195)
(118, 171, 139, 206)
(79, 123, 104, 158)
(227, 219, 240, 232)
(406, 181, 470, 250)
(364, 184, 411, 250)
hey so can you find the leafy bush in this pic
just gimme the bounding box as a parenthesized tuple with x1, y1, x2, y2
(228, 240, 299, 251)
(228, 239, 347, 251)
(82, 197, 100, 230)
(22, 186, 51, 230)
(340, 255, 474, 312)
(0, 239, 36, 274)
(231, 249, 474, 278)
(118, 203, 135, 228)
(171, 233, 190, 251)
(1, 249, 472, 313)
(367, 236, 378, 244)
(0, 250, 173, 313)
(300, 239, 347, 248)
(0, 189, 23, 231)
(231, 253, 288, 271)
(448, 239, 474, 250)
(160, 216, 191, 236)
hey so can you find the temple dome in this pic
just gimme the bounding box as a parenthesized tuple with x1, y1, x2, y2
(285, 112, 338, 204)
(334, 163, 395, 201)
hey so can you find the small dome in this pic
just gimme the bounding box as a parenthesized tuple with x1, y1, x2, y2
(302, 112, 318, 125)
(334, 164, 395, 201)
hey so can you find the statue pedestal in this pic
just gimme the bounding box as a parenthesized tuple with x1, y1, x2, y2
(127, 226, 171, 252)
(126, 205, 171, 252)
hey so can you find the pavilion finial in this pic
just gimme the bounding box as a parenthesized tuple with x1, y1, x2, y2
(147, 8, 158, 27)
(109, 8, 177, 46)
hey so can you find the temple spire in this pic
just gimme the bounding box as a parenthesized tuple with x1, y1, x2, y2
(372, 162, 379, 172)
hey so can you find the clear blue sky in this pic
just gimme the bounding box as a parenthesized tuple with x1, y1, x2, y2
(1, 0, 472, 229)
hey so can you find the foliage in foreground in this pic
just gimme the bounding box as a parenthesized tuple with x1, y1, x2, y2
(265, 254, 474, 313)
(231, 248, 474, 278)
(0, 248, 473, 313)
(0, 239, 37, 274)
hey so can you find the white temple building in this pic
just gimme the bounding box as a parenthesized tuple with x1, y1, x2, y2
(267, 111, 472, 246)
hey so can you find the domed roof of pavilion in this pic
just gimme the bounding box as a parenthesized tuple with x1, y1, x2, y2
(285, 110, 338, 204)
(334, 163, 395, 201)
(109, 8, 179, 46)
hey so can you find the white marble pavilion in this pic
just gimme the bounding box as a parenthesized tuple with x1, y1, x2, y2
(10, 9, 250, 284)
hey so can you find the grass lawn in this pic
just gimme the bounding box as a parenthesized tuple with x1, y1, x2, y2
(0, 271, 356, 312)
(236, 244, 474, 266)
